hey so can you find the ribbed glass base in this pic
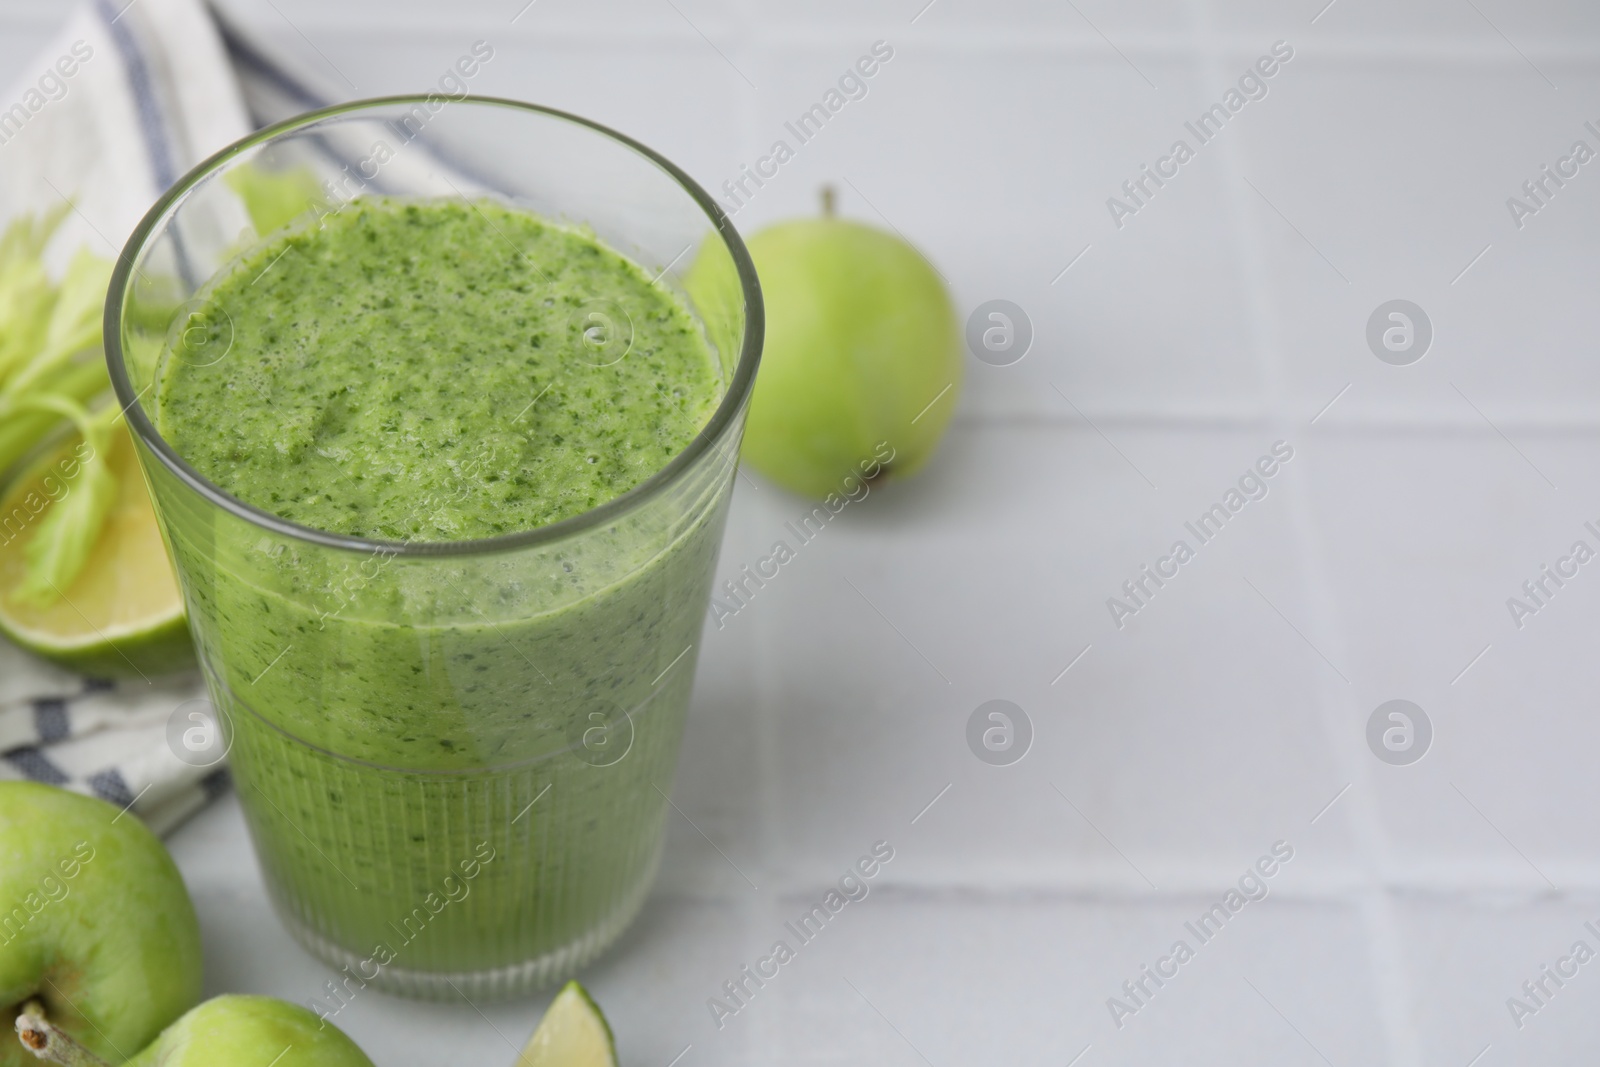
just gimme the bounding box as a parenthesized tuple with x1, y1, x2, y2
(274, 847, 659, 1001)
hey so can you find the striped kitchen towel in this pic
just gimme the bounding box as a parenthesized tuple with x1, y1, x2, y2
(0, 644, 229, 837)
(0, 0, 255, 835)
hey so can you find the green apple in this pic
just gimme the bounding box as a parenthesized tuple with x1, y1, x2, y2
(0, 782, 202, 1067)
(516, 981, 616, 1067)
(689, 189, 962, 499)
(17, 995, 373, 1067)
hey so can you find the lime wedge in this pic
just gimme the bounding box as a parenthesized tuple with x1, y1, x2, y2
(0, 421, 193, 678)
(517, 981, 618, 1067)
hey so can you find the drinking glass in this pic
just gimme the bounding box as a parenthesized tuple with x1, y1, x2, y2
(105, 96, 761, 1000)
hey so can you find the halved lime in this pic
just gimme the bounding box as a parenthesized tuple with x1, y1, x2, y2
(517, 981, 618, 1067)
(0, 421, 193, 678)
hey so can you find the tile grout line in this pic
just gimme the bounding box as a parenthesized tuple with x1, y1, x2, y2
(1182, 0, 1422, 1063)
(955, 410, 1600, 432)
(746, 868, 1600, 898)
(121, 10, 1600, 61)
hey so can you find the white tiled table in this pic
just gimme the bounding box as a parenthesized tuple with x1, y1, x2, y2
(7, 0, 1600, 1062)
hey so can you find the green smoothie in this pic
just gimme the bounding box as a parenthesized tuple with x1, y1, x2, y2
(153, 198, 733, 992)
(160, 198, 720, 541)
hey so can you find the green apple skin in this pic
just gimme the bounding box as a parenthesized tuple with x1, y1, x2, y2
(0, 782, 202, 1067)
(707, 217, 961, 500)
(126, 996, 373, 1067)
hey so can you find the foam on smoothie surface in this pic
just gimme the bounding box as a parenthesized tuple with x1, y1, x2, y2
(156, 197, 722, 541)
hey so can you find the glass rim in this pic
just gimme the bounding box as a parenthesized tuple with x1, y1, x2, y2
(104, 94, 763, 559)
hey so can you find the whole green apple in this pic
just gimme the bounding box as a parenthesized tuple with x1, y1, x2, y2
(17, 995, 373, 1067)
(0, 783, 202, 1067)
(690, 190, 962, 499)
(125, 995, 373, 1067)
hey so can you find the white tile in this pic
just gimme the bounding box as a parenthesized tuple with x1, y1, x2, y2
(1230, 58, 1600, 423)
(1297, 431, 1600, 883)
(738, 892, 1387, 1066)
(746, 0, 1194, 38)
(1211, 0, 1600, 47)
(1396, 896, 1600, 1064)
(223, 0, 741, 35)
(712, 425, 1358, 889)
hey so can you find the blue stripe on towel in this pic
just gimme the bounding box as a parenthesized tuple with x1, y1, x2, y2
(93, 0, 179, 190)
(33, 699, 69, 744)
(5, 747, 68, 785)
(212, 8, 331, 121)
(87, 767, 136, 807)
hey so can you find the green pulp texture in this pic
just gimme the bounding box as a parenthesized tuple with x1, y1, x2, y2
(158, 197, 721, 541)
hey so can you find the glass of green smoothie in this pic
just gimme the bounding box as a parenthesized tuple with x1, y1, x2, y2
(105, 98, 761, 1000)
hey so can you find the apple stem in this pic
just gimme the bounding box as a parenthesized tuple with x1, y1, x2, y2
(821, 184, 836, 218)
(13, 1005, 113, 1067)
